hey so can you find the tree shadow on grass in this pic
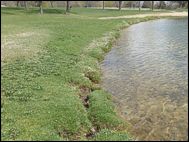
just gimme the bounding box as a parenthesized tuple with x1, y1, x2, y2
(26, 8, 66, 14)
(1, 7, 25, 15)
(1, 7, 66, 15)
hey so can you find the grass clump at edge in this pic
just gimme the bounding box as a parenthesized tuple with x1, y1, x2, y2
(88, 90, 132, 141)
(88, 90, 125, 130)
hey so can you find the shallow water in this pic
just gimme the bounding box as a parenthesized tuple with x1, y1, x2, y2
(101, 18, 188, 141)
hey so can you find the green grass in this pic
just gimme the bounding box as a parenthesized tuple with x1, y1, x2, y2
(92, 129, 132, 141)
(1, 7, 187, 141)
(71, 7, 171, 18)
(1, 7, 174, 17)
(1, 7, 66, 15)
(88, 90, 126, 130)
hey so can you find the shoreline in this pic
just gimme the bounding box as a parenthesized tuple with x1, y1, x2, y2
(88, 16, 162, 140)
(98, 12, 188, 20)
(95, 15, 188, 140)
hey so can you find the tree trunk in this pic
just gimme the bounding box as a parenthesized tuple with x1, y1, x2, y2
(50, 1, 53, 7)
(152, 1, 154, 11)
(24, 1, 28, 10)
(180, 1, 184, 8)
(66, 1, 70, 12)
(139, 1, 141, 11)
(118, 1, 122, 10)
(17, 1, 20, 7)
(35, 1, 38, 7)
(40, 6, 43, 14)
(159, 1, 162, 9)
(39, 1, 43, 14)
(85, 1, 88, 8)
(103, 1, 105, 9)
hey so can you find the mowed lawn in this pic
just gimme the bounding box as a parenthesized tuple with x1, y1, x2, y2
(1, 7, 167, 141)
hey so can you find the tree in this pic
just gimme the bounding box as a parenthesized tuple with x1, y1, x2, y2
(50, 1, 53, 7)
(177, 1, 187, 8)
(167, 1, 188, 9)
(85, 1, 89, 7)
(142, 1, 151, 8)
(66, 1, 70, 12)
(159, 1, 163, 9)
(152, 1, 154, 10)
(177, 1, 183, 8)
(16, 1, 20, 7)
(158, 1, 166, 9)
(139, 1, 141, 11)
(103, 1, 105, 9)
(118, 1, 122, 10)
(39, 1, 43, 14)
(185, 1, 188, 8)
(24, 1, 28, 10)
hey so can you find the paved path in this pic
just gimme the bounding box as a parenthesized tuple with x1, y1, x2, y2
(99, 12, 188, 20)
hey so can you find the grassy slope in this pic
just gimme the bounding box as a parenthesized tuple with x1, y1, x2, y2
(71, 7, 168, 17)
(1, 7, 184, 141)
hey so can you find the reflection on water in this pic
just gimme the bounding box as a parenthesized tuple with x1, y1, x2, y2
(101, 18, 188, 141)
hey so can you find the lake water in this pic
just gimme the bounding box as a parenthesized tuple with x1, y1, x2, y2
(101, 18, 188, 141)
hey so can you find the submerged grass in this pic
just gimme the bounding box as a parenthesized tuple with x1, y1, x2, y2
(1, 7, 178, 141)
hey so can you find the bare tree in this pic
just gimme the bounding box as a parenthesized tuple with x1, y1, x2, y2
(179, 1, 184, 8)
(50, 1, 53, 7)
(152, 1, 154, 11)
(17, 1, 20, 7)
(159, 1, 162, 9)
(103, 1, 105, 9)
(158, 1, 166, 9)
(118, 1, 122, 10)
(39, 1, 43, 14)
(24, 1, 28, 10)
(85, 1, 88, 7)
(174, 1, 188, 8)
(185, 1, 188, 8)
(66, 1, 70, 12)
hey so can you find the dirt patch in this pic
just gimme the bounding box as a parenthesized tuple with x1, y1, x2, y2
(15, 32, 35, 37)
(1, 30, 49, 64)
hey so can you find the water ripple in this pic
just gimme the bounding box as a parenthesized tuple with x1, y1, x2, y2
(101, 18, 188, 141)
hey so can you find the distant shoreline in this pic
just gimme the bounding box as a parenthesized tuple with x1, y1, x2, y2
(99, 12, 188, 19)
